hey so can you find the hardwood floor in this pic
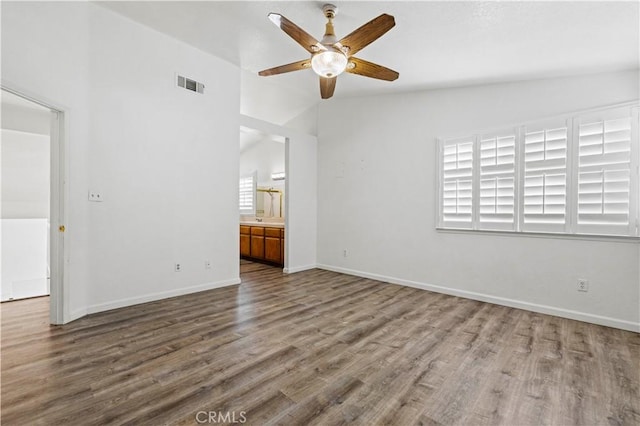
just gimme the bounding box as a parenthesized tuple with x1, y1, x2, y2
(2, 261, 639, 425)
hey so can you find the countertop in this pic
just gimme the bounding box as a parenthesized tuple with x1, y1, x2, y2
(240, 221, 285, 229)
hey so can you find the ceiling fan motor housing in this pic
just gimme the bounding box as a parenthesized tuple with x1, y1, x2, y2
(323, 4, 338, 19)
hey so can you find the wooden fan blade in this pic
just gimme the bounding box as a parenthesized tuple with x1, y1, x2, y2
(259, 59, 311, 77)
(345, 57, 399, 81)
(320, 76, 337, 99)
(268, 13, 326, 54)
(338, 14, 395, 56)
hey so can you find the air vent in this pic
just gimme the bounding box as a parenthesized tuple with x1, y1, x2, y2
(177, 75, 204, 94)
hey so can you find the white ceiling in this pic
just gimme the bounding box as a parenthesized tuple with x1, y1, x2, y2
(240, 125, 285, 153)
(99, 1, 638, 99)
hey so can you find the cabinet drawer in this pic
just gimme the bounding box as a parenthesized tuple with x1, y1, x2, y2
(240, 225, 250, 235)
(250, 227, 264, 236)
(265, 227, 281, 238)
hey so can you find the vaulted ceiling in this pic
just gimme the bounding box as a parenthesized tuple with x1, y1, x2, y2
(98, 1, 639, 98)
(97, 1, 638, 132)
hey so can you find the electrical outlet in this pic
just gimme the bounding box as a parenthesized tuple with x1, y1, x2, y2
(88, 191, 103, 202)
(205, 260, 212, 269)
(175, 263, 182, 272)
(343, 249, 348, 257)
(577, 279, 588, 292)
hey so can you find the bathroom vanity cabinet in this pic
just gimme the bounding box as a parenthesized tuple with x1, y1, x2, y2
(240, 224, 284, 266)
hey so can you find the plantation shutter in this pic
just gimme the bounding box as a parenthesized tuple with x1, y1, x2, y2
(478, 131, 517, 230)
(239, 172, 256, 215)
(521, 121, 569, 232)
(437, 103, 638, 237)
(575, 106, 637, 235)
(440, 137, 474, 229)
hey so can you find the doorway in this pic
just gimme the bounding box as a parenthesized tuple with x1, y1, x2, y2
(1, 88, 65, 324)
(239, 126, 286, 272)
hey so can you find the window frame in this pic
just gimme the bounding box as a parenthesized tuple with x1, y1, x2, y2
(436, 102, 640, 239)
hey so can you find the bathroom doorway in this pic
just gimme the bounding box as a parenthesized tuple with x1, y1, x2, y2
(239, 126, 286, 272)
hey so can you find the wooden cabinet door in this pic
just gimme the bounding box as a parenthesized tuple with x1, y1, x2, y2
(265, 237, 281, 263)
(280, 234, 284, 264)
(251, 235, 264, 259)
(240, 234, 251, 257)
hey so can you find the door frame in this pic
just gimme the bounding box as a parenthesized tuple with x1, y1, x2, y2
(240, 114, 318, 274)
(238, 125, 288, 271)
(1, 84, 68, 325)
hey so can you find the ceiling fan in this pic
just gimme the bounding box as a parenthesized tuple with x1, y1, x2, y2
(258, 4, 399, 99)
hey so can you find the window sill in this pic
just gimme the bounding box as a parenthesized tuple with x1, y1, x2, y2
(436, 227, 640, 243)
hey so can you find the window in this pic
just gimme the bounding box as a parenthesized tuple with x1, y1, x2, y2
(239, 172, 256, 215)
(575, 107, 635, 236)
(442, 137, 474, 228)
(479, 131, 516, 230)
(437, 103, 639, 237)
(521, 121, 569, 232)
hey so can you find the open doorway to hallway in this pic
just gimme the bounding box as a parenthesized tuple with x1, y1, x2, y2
(1, 90, 52, 301)
(1, 88, 65, 324)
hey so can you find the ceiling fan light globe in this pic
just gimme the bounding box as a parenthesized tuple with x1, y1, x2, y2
(311, 50, 347, 78)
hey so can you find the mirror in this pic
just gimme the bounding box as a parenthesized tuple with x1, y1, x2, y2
(256, 187, 284, 218)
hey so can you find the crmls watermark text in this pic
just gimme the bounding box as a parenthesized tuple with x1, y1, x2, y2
(195, 411, 247, 424)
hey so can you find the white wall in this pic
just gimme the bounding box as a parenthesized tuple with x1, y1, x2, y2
(1, 129, 50, 218)
(1, 126, 51, 300)
(1, 104, 51, 135)
(2, 2, 91, 319)
(2, 2, 240, 321)
(240, 139, 285, 187)
(240, 69, 318, 135)
(1, 219, 49, 301)
(317, 70, 640, 331)
(286, 131, 318, 272)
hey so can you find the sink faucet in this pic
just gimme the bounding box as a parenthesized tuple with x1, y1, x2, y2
(255, 217, 263, 222)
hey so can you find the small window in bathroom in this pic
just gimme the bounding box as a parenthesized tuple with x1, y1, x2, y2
(239, 171, 257, 215)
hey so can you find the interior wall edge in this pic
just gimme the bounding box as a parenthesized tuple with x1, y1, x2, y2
(316, 263, 640, 333)
(283, 264, 317, 274)
(82, 278, 241, 318)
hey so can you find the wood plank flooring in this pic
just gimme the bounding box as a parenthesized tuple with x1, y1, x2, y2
(2, 260, 639, 425)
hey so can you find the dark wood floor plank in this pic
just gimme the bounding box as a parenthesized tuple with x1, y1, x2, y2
(2, 261, 638, 425)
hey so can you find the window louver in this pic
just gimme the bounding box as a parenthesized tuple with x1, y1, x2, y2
(479, 133, 516, 229)
(577, 116, 632, 235)
(442, 138, 474, 227)
(522, 125, 568, 231)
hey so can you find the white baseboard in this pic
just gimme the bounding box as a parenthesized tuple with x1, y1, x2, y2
(79, 278, 241, 317)
(283, 264, 317, 274)
(67, 307, 88, 323)
(316, 264, 639, 333)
